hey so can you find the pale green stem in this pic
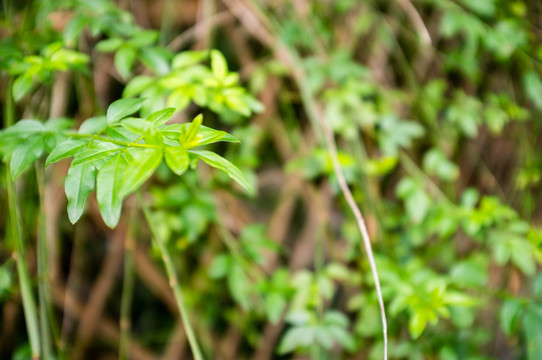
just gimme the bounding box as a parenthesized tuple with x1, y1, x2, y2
(68, 133, 161, 149)
(136, 191, 205, 360)
(4, 78, 42, 359)
(35, 161, 55, 360)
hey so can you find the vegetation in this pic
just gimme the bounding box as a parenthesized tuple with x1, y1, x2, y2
(0, 0, 541, 359)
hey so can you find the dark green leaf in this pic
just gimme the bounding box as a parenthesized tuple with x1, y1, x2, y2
(189, 150, 253, 193)
(72, 141, 120, 166)
(10, 135, 45, 179)
(120, 148, 162, 197)
(164, 146, 189, 175)
(65, 163, 96, 223)
(96, 153, 127, 228)
(46, 139, 87, 166)
(107, 98, 145, 124)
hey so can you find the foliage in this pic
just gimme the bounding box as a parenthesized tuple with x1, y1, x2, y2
(1, 0, 542, 359)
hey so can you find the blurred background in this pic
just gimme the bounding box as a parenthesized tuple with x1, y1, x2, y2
(1, 0, 542, 359)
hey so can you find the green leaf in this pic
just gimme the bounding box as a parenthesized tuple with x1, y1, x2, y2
(114, 46, 137, 79)
(65, 163, 96, 223)
(165, 146, 189, 175)
(120, 148, 162, 197)
(147, 107, 175, 125)
(500, 300, 522, 336)
(0, 119, 44, 138)
(96, 153, 127, 228)
(96, 37, 123, 52)
(211, 50, 228, 80)
(166, 88, 191, 111)
(524, 305, 542, 360)
(408, 310, 428, 339)
(182, 114, 203, 145)
(265, 293, 286, 324)
(13, 75, 34, 101)
(107, 98, 146, 124)
(189, 150, 253, 193)
(126, 30, 158, 48)
(140, 47, 170, 76)
(10, 135, 45, 179)
(171, 50, 208, 69)
(278, 326, 316, 354)
(71, 141, 120, 166)
(46, 139, 87, 166)
(123, 76, 154, 97)
(63, 16, 88, 47)
(524, 71, 542, 110)
(78, 116, 107, 134)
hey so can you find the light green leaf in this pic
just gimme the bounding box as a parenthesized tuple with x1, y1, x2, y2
(265, 293, 286, 324)
(96, 153, 127, 228)
(120, 148, 162, 197)
(165, 146, 189, 175)
(126, 30, 158, 48)
(107, 98, 146, 124)
(166, 88, 191, 111)
(211, 49, 228, 80)
(71, 141, 120, 166)
(140, 47, 170, 75)
(171, 50, 208, 69)
(114, 46, 137, 79)
(123, 76, 154, 97)
(189, 150, 253, 193)
(65, 163, 96, 223)
(182, 114, 203, 145)
(500, 300, 522, 336)
(524, 305, 542, 360)
(147, 107, 175, 125)
(13, 75, 34, 101)
(78, 116, 107, 134)
(10, 135, 45, 179)
(46, 139, 87, 166)
(278, 326, 316, 354)
(96, 37, 123, 52)
(0, 119, 44, 138)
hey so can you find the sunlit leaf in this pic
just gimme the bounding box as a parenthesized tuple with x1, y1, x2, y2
(107, 98, 145, 124)
(10, 135, 45, 179)
(96, 153, 127, 228)
(189, 150, 253, 193)
(65, 163, 96, 223)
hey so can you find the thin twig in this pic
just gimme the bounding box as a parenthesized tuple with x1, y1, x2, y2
(221, 0, 388, 357)
(136, 191, 205, 360)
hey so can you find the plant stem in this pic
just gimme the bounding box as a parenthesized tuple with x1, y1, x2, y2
(35, 161, 55, 360)
(119, 229, 135, 360)
(68, 133, 161, 149)
(136, 191, 205, 360)
(4, 78, 42, 359)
